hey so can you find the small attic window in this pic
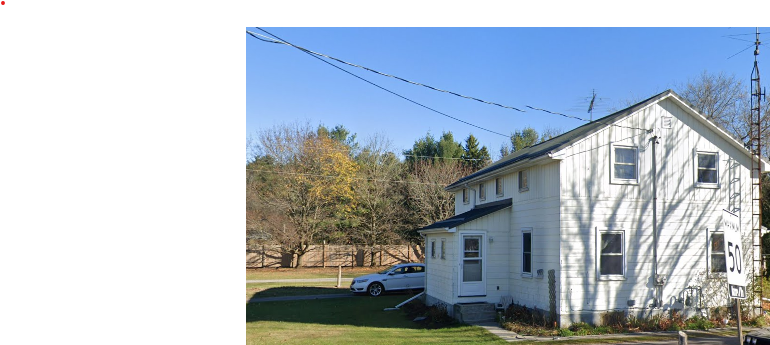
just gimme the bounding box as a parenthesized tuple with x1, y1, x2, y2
(660, 116, 673, 129)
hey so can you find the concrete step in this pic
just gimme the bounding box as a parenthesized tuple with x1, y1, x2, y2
(456, 303, 497, 323)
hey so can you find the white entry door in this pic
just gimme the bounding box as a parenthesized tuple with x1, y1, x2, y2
(459, 233, 485, 296)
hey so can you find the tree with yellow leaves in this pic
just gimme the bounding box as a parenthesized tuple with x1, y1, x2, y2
(250, 122, 358, 267)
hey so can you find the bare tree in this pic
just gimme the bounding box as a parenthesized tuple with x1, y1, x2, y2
(352, 134, 404, 265)
(405, 161, 472, 233)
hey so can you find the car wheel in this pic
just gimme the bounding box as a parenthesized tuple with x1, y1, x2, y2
(368, 282, 384, 297)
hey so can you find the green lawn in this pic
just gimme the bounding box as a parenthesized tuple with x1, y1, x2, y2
(247, 283, 351, 300)
(246, 295, 505, 345)
(247, 266, 382, 281)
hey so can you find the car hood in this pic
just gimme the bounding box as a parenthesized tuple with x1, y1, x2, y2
(354, 273, 385, 281)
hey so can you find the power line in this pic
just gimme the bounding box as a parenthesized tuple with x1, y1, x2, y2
(248, 28, 509, 138)
(250, 28, 650, 134)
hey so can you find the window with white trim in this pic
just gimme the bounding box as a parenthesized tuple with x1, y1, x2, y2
(462, 188, 469, 204)
(522, 229, 532, 275)
(696, 151, 719, 186)
(599, 230, 625, 278)
(479, 182, 486, 201)
(495, 178, 503, 196)
(710, 232, 726, 273)
(519, 169, 529, 192)
(440, 238, 446, 259)
(611, 145, 638, 184)
(431, 240, 436, 259)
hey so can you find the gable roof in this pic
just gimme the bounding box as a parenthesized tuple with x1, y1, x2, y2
(418, 198, 512, 231)
(446, 89, 769, 191)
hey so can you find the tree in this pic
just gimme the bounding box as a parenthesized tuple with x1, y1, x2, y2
(676, 71, 752, 140)
(403, 161, 472, 241)
(351, 134, 405, 265)
(462, 134, 491, 170)
(511, 127, 540, 152)
(251, 122, 359, 267)
(404, 131, 464, 168)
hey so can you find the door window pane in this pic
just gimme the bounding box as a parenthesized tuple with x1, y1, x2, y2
(463, 260, 482, 281)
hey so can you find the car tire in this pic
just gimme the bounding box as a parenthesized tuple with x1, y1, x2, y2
(368, 282, 384, 297)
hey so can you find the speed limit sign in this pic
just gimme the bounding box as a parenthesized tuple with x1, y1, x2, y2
(722, 209, 746, 299)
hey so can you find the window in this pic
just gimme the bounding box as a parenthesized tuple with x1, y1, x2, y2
(697, 152, 718, 186)
(431, 240, 436, 259)
(710, 232, 726, 273)
(495, 178, 503, 196)
(462, 188, 469, 204)
(599, 231, 624, 277)
(519, 170, 529, 192)
(612, 145, 638, 183)
(440, 238, 446, 259)
(479, 183, 486, 201)
(522, 230, 532, 275)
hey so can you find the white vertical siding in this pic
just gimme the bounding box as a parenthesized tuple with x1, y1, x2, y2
(558, 98, 755, 315)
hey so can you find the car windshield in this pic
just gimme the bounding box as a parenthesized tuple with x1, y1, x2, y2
(378, 265, 399, 274)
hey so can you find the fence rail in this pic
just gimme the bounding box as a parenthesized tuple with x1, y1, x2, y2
(246, 243, 424, 268)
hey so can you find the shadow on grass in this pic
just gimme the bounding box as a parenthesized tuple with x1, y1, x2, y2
(246, 291, 462, 330)
(251, 286, 351, 299)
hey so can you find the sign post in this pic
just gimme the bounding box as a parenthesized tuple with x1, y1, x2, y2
(722, 209, 745, 343)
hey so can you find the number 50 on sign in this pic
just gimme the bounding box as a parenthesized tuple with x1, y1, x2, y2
(722, 209, 746, 299)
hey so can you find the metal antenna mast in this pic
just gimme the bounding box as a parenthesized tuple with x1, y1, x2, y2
(750, 27, 766, 317)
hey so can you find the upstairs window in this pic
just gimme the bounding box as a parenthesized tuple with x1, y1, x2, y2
(479, 182, 486, 201)
(519, 169, 529, 192)
(611, 145, 638, 184)
(697, 152, 718, 186)
(462, 188, 469, 204)
(495, 178, 503, 196)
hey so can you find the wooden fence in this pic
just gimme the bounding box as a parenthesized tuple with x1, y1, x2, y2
(246, 243, 425, 268)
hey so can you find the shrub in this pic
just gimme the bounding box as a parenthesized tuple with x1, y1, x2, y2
(601, 310, 626, 327)
(685, 315, 713, 330)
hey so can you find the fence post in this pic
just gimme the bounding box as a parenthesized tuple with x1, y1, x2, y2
(351, 246, 354, 267)
(322, 241, 326, 268)
(336, 265, 342, 287)
(677, 331, 687, 345)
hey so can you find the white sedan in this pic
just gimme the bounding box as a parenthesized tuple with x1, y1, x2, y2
(350, 263, 426, 297)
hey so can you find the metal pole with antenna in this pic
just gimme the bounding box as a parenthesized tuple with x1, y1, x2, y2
(588, 89, 596, 121)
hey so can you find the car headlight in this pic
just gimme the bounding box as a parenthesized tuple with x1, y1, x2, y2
(354, 279, 369, 284)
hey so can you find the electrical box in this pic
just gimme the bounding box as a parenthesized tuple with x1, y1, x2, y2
(654, 274, 667, 286)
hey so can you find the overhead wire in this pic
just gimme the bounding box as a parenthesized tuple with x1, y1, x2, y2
(248, 28, 508, 138)
(249, 28, 651, 135)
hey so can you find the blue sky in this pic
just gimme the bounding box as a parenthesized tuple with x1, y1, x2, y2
(247, 27, 768, 160)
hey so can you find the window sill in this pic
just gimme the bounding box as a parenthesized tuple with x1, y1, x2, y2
(708, 272, 727, 279)
(610, 180, 638, 185)
(695, 183, 720, 189)
(598, 275, 626, 281)
(519, 188, 529, 193)
(522, 273, 533, 278)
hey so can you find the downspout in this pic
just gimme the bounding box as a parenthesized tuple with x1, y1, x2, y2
(651, 134, 660, 307)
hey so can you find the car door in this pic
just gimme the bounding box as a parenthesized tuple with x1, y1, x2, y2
(382, 266, 407, 290)
(403, 265, 425, 288)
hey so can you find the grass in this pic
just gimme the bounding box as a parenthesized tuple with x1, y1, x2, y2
(245, 266, 416, 300)
(247, 266, 382, 280)
(246, 295, 506, 345)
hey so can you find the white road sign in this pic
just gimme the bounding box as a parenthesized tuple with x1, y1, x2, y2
(722, 209, 746, 299)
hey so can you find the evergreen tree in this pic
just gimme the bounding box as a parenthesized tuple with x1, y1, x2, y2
(462, 134, 492, 170)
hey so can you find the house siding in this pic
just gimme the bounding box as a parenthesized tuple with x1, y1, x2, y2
(557, 99, 755, 325)
(424, 232, 456, 310)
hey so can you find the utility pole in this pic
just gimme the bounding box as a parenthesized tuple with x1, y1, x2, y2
(750, 27, 766, 319)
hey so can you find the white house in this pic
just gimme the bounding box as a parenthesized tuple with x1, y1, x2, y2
(418, 90, 769, 326)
